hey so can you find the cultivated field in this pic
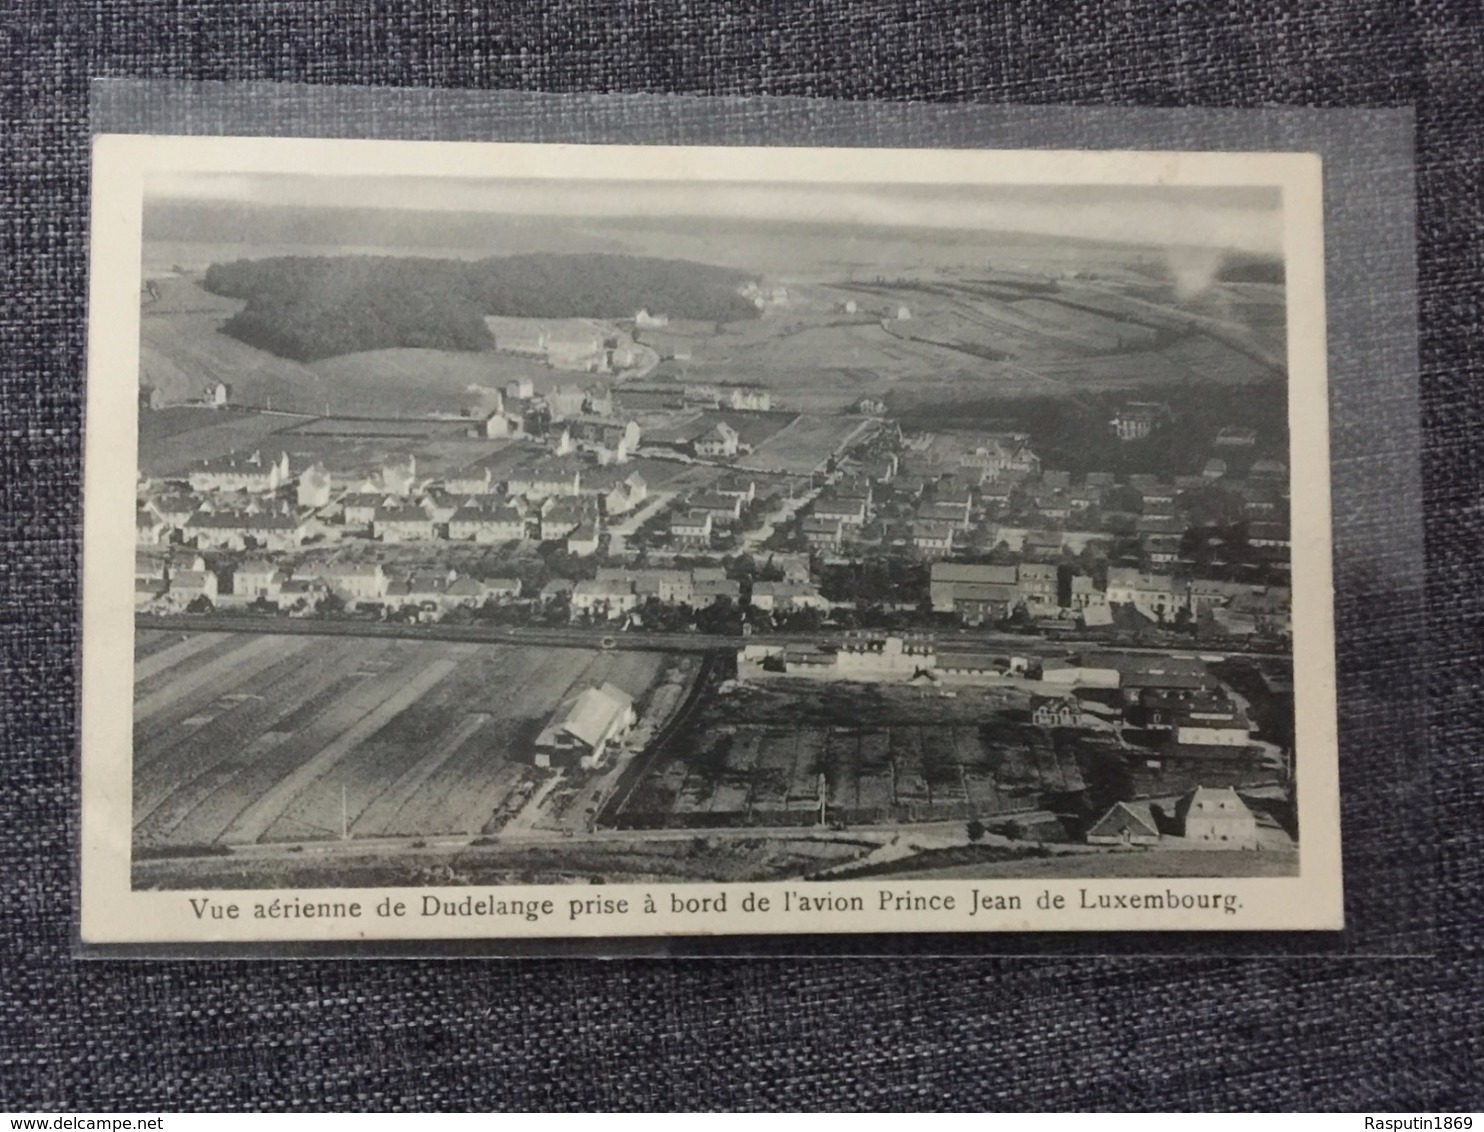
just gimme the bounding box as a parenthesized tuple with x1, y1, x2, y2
(137, 408, 310, 479)
(132, 631, 670, 853)
(736, 414, 877, 475)
(138, 407, 516, 484)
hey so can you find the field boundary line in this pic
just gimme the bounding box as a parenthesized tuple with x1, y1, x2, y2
(219, 654, 466, 844)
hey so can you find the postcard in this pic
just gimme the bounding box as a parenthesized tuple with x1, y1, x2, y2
(80, 134, 1339, 944)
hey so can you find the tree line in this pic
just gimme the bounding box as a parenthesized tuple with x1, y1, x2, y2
(203, 253, 760, 362)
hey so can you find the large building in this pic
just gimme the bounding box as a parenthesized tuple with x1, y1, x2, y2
(929, 562, 1020, 621)
(187, 450, 290, 494)
(1175, 786, 1258, 849)
(534, 683, 637, 769)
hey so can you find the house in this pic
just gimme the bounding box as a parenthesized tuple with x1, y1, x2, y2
(1142, 533, 1184, 565)
(1137, 688, 1238, 730)
(1105, 567, 1183, 621)
(690, 492, 744, 522)
(311, 562, 387, 602)
(855, 397, 887, 416)
(692, 576, 741, 605)
(567, 521, 601, 557)
(800, 515, 844, 552)
(1216, 426, 1258, 448)
(634, 308, 669, 329)
(693, 422, 740, 459)
(150, 495, 201, 529)
(1109, 402, 1169, 441)
(1086, 802, 1161, 846)
(187, 449, 290, 494)
(534, 682, 637, 769)
(134, 552, 167, 582)
(135, 578, 169, 608)
(203, 380, 231, 407)
(135, 508, 166, 546)
(617, 568, 695, 605)
(585, 469, 646, 517)
(445, 501, 528, 545)
(584, 384, 615, 417)
(1030, 694, 1083, 727)
(570, 578, 638, 620)
(444, 467, 494, 496)
(568, 416, 642, 464)
(910, 521, 955, 557)
(1085, 472, 1116, 489)
(422, 491, 463, 525)
(958, 434, 1040, 478)
(504, 378, 535, 402)
(185, 509, 307, 552)
(767, 553, 813, 585)
(725, 385, 771, 411)
(929, 562, 1020, 617)
(670, 510, 714, 547)
(373, 505, 436, 543)
(233, 559, 281, 599)
(540, 578, 575, 603)
(815, 496, 868, 526)
(295, 464, 333, 509)
(381, 455, 417, 497)
(1248, 521, 1291, 549)
(169, 569, 218, 605)
(1040, 470, 1072, 490)
(1017, 563, 1059, 609)
(861, 454, 898, 482)
(713, 476, 756, 504)
(749, 580, 829, 613)
(1202, 457, 1228, 480)
(1067, 486, 1100, 512)
(1175, 713, 1253, 747)
(535, 384, 582, 419)
(1023, 530, 1066, 558)
(340, 493, 387, 527)
(1068, 574, 1108, 612)
(1175, 786, 1258, 848)
(917, 501, 971, 530)
(483, 410, 524, 438)
(1250, 458, 1288, 480)
(506, 461, 582, 500)
(481, 577, 522, 601)
(540, 498, 590, 542)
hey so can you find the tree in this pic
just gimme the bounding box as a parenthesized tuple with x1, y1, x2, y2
(966, 819, 986, 842)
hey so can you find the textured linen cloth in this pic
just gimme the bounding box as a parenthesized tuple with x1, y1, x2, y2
(2, 2, 1481, 1111)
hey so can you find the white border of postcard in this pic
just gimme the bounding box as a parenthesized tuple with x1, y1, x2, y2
(81, 135, 1340, 942)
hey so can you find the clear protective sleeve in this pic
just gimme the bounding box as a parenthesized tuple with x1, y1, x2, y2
(83, 80, 1428, 959)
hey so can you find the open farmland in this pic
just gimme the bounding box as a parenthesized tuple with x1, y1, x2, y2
(132, 631, 670, 854)
(736, 414, 877, 475)
(137, 408, 310, 479)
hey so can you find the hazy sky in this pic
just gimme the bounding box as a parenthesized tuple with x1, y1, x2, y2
(147, 171, 1285, 255)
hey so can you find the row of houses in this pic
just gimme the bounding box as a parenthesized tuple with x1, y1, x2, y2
(928, 561, 1110, 624)
(665, 476, 762, 547)
(570, 566, 745, 620)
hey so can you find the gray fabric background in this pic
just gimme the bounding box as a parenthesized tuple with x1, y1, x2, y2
(2, 2, 1480, 1111)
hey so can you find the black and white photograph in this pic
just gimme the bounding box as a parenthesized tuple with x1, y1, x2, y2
(81, 137, 1339, 940)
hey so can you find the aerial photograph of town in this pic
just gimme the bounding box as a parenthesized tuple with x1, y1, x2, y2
(130, 167, 1298, 890)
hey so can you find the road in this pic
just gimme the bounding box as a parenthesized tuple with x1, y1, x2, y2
(137, 613, 1291, 663)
